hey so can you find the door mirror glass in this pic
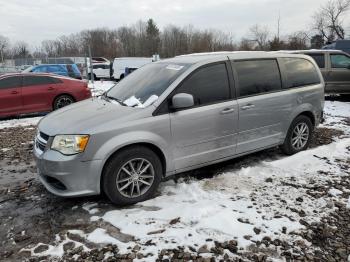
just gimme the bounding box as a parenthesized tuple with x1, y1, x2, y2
(172, 93, 194, 109)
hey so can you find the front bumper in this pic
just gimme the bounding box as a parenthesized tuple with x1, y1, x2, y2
(34, 137, 102, 197)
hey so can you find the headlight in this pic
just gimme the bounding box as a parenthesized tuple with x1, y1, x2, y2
(51, 135, 89, 155)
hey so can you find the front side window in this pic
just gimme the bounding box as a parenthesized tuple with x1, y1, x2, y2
(235, 59, 281, 97)
(308, 54, 325, 68)
(0, 76, 21, 89)
(330, 54, 350, 68)
(174, 63, 230, 106)
(47, 65, 66, 73)
(93, 64, 103, 69)
(32, 66, 46, 73)
(106, 62, 189, 108)
(282, 58, 320, 88)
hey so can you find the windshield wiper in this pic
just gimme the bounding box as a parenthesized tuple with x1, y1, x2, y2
(104, 94, 127, 106)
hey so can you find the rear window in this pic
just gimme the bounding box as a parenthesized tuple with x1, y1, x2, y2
(0, 76, 21, 89)
(23, 75, 58, 86)
(67, 64, 81, 75)
(282, 58, 320, 88)
(307, 54, 325, 68)
(235, 59, 282, 97)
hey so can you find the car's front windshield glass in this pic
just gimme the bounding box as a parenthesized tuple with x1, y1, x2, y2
(22, 66, 34, 73)
(106, 62, 189, 108)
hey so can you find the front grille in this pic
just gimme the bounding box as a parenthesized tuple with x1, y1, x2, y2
(40, 132, 49, 141)
(36, 140, 46, 151)
(35, 130, 49, 152)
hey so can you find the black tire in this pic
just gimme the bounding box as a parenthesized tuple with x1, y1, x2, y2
(88, 73, 98, 80)
(120, 74, 124, 80)
(102, 146, 163, 205)
(281, 115, 313, 155)
(53, 95, 75, 110)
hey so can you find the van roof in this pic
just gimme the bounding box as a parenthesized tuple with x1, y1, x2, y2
(161, 51, 312, 64)
(114, 57, 152, 60)
(276, 49, 346, 54)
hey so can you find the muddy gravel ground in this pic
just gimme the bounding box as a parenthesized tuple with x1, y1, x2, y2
(0, 115, 349, 261)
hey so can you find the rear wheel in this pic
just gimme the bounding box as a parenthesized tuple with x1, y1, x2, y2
(88, 73, 98, 80)
(102, 146, 162, 205)
(281, 115, 313, 155)
(53, 95, 74, 110)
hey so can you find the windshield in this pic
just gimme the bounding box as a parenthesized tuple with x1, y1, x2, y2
(106, 62, 189, 108)
(22, 66, 34, 73)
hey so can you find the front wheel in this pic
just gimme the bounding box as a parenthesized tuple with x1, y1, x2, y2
(281, 115, 313, 155)
(102, 146, 163, 205)
(53, 95, 74, 110)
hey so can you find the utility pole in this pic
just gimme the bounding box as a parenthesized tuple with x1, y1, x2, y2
(84, 55, 89, 82)
(88, 45, 94, 84)
(277, 11, 281, 42)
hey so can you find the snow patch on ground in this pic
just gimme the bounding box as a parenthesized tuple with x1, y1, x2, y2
(0, 116, 42, 129)
(84, 139, 349, 259)
(324, 100, 350, 118)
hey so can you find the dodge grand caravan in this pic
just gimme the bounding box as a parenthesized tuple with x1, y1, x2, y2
(34, 52, 324, 205)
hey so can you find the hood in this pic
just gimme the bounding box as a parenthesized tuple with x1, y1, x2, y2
(38, 98, 148, 136)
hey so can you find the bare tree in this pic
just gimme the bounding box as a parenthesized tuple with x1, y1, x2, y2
(11, 41, 31, 58)
(249, 24, 270, 50)
(0, 35, 10, 62)
(285, 31, 310, 50)
(313, 0, 350, 43)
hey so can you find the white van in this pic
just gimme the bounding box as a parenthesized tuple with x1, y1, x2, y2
(89, 62, 111, 80)
(112, 57, 153, 80)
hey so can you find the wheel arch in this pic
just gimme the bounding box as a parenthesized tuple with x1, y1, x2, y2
(99, 142, 167, 194)
(52, 93, 76, 110)
(296, 111, 315, 127)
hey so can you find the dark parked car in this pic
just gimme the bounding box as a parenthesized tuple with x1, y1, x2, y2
(322, 40, 350, 54)
(23, 64, 82, 79)
(281, 50, 350, 94)
(0, 73, 91, 118)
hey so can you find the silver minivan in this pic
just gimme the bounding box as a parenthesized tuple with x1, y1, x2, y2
(34, 52, 324, 205)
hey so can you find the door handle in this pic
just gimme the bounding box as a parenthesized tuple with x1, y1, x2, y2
(241, 104, 255, 110)
(10, 90, 18, 94)
(48, 87, 54, 91)
(221, 108, 235, 114)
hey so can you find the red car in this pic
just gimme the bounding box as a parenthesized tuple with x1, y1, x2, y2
(0, 73, 91, 118)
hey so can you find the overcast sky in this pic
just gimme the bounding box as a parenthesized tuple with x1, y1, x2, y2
(0, 0, 342, 47)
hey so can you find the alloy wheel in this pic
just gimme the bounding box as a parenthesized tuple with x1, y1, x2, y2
(291, 122, 309, 150)
(56, 97, 73, 109)
(116, 158, 155, 198)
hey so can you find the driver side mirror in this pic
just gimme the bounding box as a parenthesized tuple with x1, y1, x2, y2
(171, 93, 194, 110)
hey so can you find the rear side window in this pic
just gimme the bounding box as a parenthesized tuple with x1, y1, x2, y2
(0, 76, 21, 89)
(282, 58, 320, 88)
(307, 54, 325, 68)
(235, 60, 281, 97)
(175, 63, 230, 106)
(330, 54, 350, 68)
(23, 76, 58, 86)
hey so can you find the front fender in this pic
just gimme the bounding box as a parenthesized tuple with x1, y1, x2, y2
(93, 130, 173, 176)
